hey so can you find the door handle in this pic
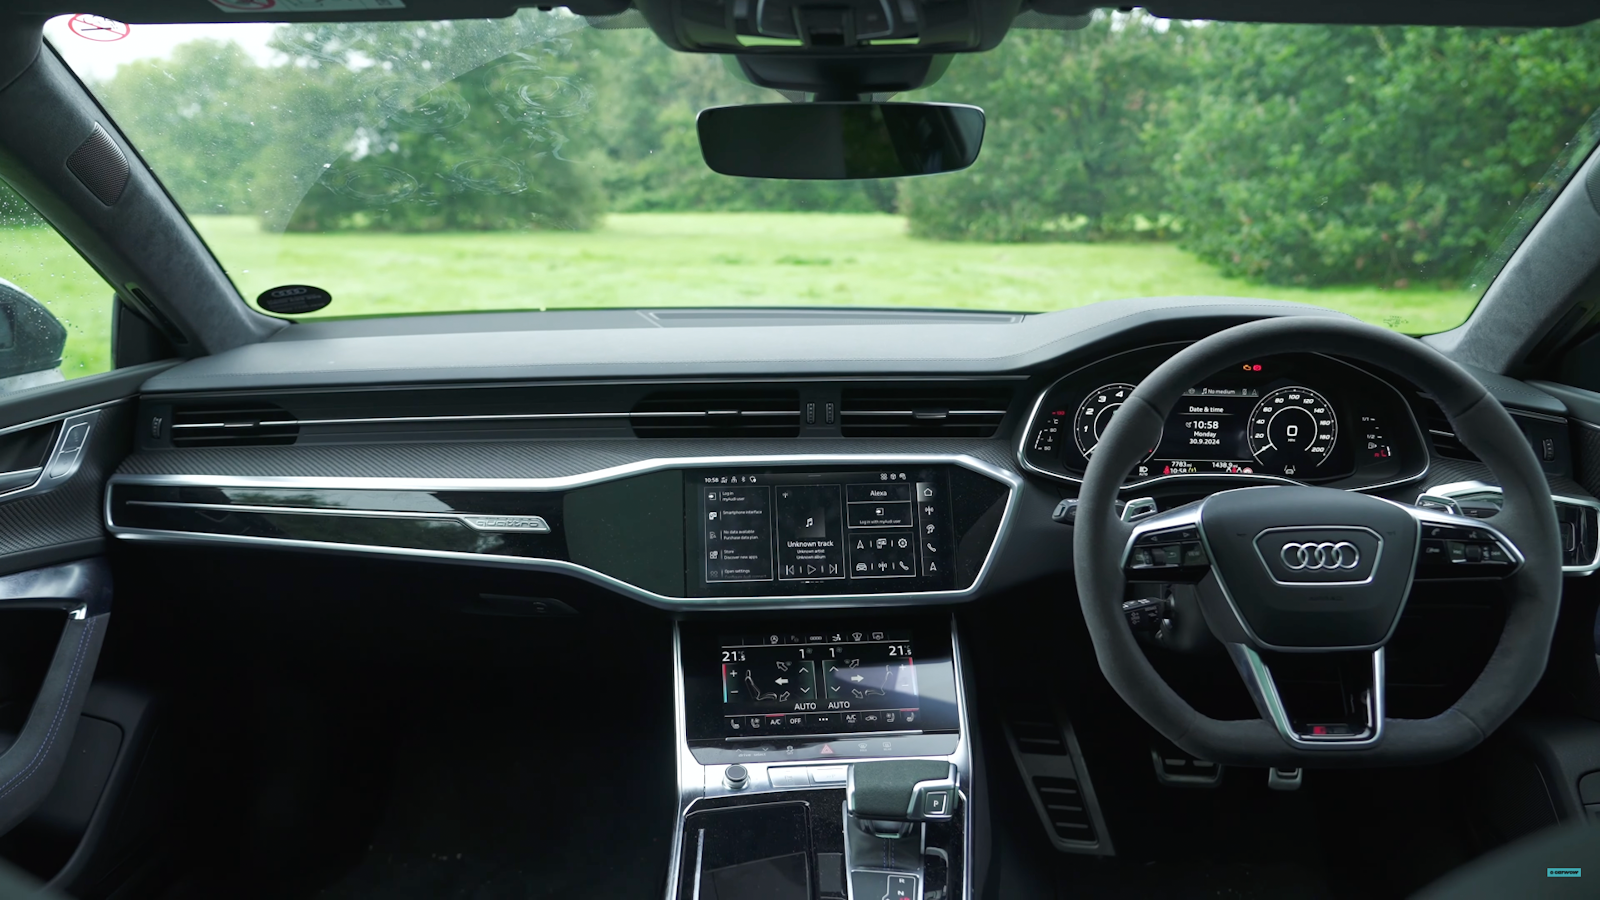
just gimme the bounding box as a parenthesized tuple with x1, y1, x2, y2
(0, 409, 99, 503)
(0, 468, 42, 493)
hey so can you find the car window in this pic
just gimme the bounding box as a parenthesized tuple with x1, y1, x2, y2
(43, 11, 1600, 335)
(0, 183, 112, 389)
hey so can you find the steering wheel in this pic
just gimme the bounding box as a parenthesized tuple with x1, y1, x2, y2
(1073, 317, 1562, 767)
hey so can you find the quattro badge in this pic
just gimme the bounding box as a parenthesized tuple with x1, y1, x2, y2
(459, 515, 551, 534)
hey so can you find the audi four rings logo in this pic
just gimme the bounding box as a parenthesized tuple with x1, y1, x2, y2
(1280, 541, 1361, 570)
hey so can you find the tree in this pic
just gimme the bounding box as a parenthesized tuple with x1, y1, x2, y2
(95, 39, 286, 216)
(277, 18, 605, 232)
(574, 28, 895, 214)
(1158, 22, 1600, 286)
(902, 13, 1189, 241)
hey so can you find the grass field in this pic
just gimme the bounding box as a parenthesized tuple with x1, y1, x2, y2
(0, 226, 113, 380)
(3, 213, 1481, 381)
(196, 213, 1480, 330)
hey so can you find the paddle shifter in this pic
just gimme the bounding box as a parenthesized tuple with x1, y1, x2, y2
(844, 760, 958, 898)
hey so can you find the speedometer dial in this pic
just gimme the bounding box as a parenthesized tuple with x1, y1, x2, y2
(1074, 383, 1159, 461)
(1247, 386, 1337, 475)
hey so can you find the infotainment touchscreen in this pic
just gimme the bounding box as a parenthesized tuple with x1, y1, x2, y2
(687, 467, 958, 597)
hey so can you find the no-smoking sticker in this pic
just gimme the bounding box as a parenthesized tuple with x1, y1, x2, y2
(67, 14, 130, 42)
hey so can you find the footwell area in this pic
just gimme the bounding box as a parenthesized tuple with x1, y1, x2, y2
(161, 659, 678, 900)
(305, 689, 677, 900)
(123, 554, 683, 900)
(966, 593, 1478, 900)
(982, 710, 1476, 900)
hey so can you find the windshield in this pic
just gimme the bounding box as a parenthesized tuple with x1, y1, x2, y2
(44, 11, 1600, 334)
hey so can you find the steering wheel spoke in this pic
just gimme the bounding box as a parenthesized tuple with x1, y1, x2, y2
(1405, 504, 1524, 581)
(1122, 504, 1211, 581)
(1227, 644, 1384, 747)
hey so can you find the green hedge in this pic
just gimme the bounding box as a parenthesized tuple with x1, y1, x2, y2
(906, 17, 1600, 286)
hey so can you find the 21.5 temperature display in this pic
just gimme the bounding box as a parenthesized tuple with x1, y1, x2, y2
(719, 631, 921, 737)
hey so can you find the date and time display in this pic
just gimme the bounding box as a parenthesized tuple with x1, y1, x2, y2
(1027, 361, 1398, 483)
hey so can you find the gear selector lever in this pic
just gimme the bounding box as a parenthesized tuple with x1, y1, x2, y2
(846, 760, 958, 837)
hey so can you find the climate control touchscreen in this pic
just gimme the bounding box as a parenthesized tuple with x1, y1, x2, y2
(680, 620, 962, 763)
(720, 630, 920, 737)
(691, 467, 955, 597)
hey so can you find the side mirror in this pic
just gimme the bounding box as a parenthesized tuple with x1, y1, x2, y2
(697, 102, 985, 180)
(0, 278, 67, 391)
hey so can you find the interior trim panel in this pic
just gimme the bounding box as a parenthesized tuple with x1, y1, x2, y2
(106, 454, 1020, 611)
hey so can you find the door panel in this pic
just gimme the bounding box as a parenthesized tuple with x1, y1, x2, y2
(0, 362, 172, 579)
(0, 403, 126, 577)
(0, 560, 109, 837)
(0, 366, 172, 863)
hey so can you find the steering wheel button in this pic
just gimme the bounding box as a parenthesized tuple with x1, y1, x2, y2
(1181, 542, 1207, 566)
(1447, 541, 1467, 562)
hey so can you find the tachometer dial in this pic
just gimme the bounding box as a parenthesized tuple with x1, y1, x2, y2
(1073, 383, 1159, 461)
(1247, 386, 1337, 475)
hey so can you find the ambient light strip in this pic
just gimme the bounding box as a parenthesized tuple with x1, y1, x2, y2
(122, 499, 553, 533)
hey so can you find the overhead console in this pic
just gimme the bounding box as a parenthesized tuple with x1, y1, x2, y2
(107, 458, 1015, 610)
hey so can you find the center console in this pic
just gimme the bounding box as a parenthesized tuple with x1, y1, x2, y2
(670, 617, 971, 900)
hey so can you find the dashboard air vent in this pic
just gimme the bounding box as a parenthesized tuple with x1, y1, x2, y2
(839, 386, 1012, 438)
(170, 403, 299, 448)
(630, 391, 800, 438)
(1418, 397, 1478, 461)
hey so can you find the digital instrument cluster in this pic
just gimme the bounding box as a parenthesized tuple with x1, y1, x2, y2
(1020, 349, 1425, 488)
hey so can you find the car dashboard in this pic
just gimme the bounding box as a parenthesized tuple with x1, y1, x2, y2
(100, 301, 1599, 606)
(73, 299, 1600, 899)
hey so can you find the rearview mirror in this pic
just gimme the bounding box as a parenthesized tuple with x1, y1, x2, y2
(697, 102, 985, 180)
